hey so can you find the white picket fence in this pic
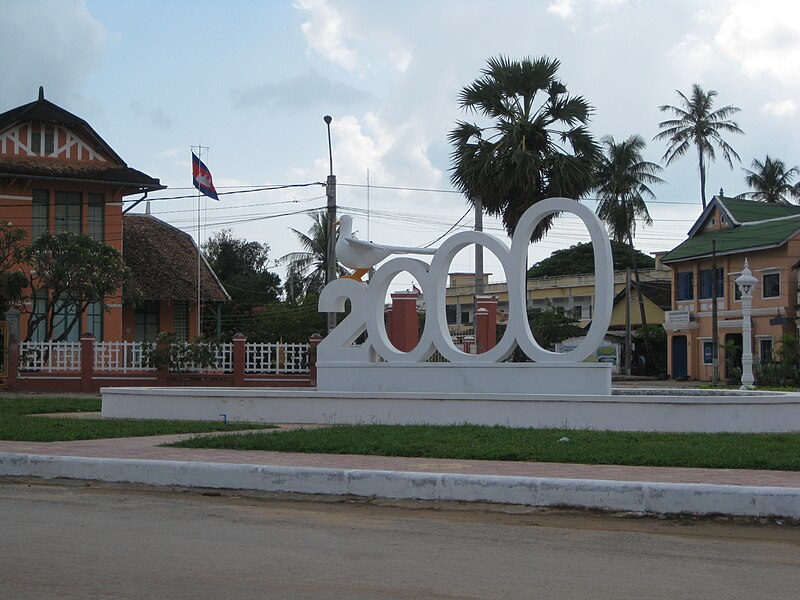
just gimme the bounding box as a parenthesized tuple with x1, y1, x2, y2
(18, 340, 310, 374)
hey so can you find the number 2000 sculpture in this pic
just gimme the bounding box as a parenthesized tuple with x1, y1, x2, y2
(316, 197, 614, 394)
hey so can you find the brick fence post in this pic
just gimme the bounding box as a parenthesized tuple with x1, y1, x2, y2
(80, 333, 95, 393)
(7, 342, 19, 390)
(475, 296, 498, 353)
(390, 290, 421, 352)
(232, 333, 246, 387)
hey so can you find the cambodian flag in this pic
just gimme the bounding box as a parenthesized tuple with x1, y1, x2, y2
(192, 152, 219, 200)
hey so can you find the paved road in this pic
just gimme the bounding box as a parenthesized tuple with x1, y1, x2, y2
(1, 480, 798, 599)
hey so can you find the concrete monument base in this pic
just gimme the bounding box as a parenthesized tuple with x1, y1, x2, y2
(101, 386, 800, 433)
(316, 362, 612, 395)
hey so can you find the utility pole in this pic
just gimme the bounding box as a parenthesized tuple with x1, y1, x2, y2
(324, 115, 337, 334)
(712, 239, 719, 385)
(474, 197, 484, 349)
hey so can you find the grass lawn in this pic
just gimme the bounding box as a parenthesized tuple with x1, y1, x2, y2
(170, 424, 800, 471)
(0, 396, 271, 442)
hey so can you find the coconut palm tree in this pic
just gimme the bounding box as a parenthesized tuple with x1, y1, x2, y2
(449, 55, 599, 240)
(279, 210, 346, 298)
(739, 155, 800, 204)
(654, 83, 743, 209)
(594, 135, 663, 243)
(594, 134, 664, 374)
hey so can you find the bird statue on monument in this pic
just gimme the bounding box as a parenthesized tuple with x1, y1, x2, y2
(335, 214, 437, 281)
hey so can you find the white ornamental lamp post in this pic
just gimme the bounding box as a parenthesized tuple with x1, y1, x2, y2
(735, 259, 757, 390)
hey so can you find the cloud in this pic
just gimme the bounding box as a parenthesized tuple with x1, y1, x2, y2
(547, 0, 627, 19)
(294, 0, 413, 75)
(715, 1, 800, 86)
(130, 101, 172, 130)
(762, 99, 797, 117)
(0, 0, 105, 107)
(295, 0, 360, 72)
(548, 0, 574, 19)
(290, 112, 443, 192)
(232, 69, 372, 111)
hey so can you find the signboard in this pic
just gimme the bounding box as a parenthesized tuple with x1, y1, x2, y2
(665, 309, 690, 328)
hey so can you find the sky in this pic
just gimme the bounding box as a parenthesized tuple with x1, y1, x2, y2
(3, 0, 800, 293)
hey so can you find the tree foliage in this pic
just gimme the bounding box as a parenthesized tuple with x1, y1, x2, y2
(203, 229, 281, 339)
(594, 134, 662, 244)
(22, 232, 128, 342)
(279, 210, 346, 300)
(527, 241, 655, 278)
(0, 222, 27, 317)
(738, 155, 800, 204)
(655, 83, 743, 209)
(250, 294, 326, 344)
(449, 55, 599, 240)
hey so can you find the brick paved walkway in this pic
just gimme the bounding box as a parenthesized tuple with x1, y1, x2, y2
(2, 431, 799, 488)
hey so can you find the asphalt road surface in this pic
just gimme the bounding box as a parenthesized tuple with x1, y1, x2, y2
(1, 479, 798, 599)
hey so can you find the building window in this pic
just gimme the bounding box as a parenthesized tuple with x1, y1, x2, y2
(54, 191, 82, 234)
(87, 193, 104, 241)
(699, 267, 724, 299)
(759, 338, 773, 364)
(32, 189, 49, 239)
(52, 299, 79, 342)
(86, 301, 103, 341)
(173, 302, 189, 342)
(762, 272, 780, 299)
(702, 340, 714, 364)
(134, 301, 160, 343)
(676, 271, 694, 301)
(29, 291, 48, 342)
(30, 126, 40, 154)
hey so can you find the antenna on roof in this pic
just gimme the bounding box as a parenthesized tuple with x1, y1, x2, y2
(38, 86, 44, 101)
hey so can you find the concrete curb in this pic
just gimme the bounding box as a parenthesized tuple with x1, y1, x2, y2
(2, 452, 798, 519)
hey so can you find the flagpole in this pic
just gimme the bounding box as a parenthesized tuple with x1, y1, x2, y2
(193, 144, 209, 339)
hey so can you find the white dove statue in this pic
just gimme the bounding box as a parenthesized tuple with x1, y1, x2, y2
(335, 214, 436, 280)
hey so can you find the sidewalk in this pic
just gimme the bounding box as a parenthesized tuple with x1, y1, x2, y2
(2, 432, 799, 519)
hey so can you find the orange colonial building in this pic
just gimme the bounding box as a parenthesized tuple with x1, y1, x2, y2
(0, 88, 227, 343)
(661, 194, 800, 382)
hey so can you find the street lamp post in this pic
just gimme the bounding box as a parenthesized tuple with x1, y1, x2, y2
(324, 115, 337, 333)
(736, 258, 757, 390)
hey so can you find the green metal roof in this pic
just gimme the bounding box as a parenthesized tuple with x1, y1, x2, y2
(661, 216, 800, 263)
(721, 196, 800, 223)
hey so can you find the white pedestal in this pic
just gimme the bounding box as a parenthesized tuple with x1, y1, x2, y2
(317, 362, 612, 396)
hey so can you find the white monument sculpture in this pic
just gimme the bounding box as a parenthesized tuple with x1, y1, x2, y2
(316, 197, 614, 395)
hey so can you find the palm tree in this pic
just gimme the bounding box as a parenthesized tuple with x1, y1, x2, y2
(739, 155, 800, 204)
(279, 210, 345, 298)
(594, 134, 664, 374)
(449, 55, 599, 240)
(654, 83, 743, 209)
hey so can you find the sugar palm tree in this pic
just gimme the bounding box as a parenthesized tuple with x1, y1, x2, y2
(279, 210, 345, 298)
(739, 155, 800, 204)
(594, 134, 664, 374)
(654, 83, 743, 209)
(449, 55, 599, 241)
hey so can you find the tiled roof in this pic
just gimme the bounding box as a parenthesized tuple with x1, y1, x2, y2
(721, 196, 800, 223)
(0, 158, 163, 190)
(662, 197, 800, 264)
(123, 214, 229, 303)
(0, 89, 164, 193)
